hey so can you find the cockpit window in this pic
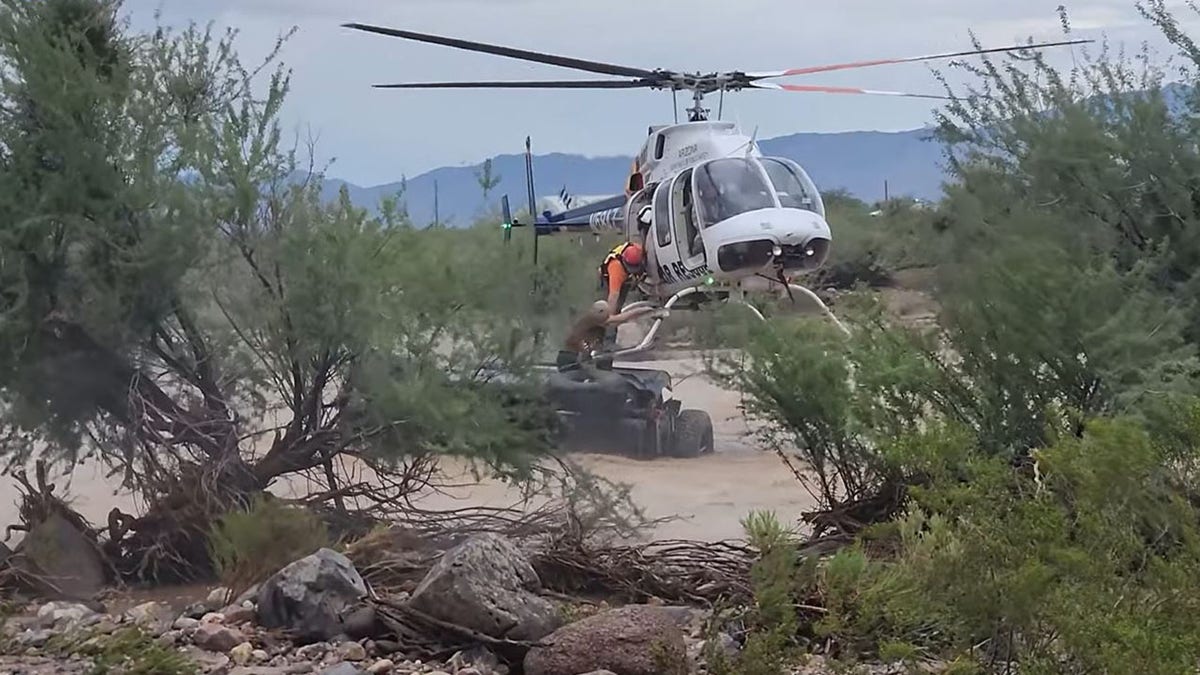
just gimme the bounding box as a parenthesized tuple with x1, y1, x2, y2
(692, 158, 776, 229)
(760, 158, 824, 216)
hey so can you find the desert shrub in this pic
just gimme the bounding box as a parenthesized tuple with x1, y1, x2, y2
(50, 625, 197, 675)
(206, 495, 331, 605)
(0, 0, 629, 581)
(813, 405, 1200, 673)
(707, 510, 804, 675)
(815, 199, 941, 290)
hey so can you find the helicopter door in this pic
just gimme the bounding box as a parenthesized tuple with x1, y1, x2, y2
(646, 168, 706, 288)
(649, 180, 676, 286)
(671, 169, 705, 271)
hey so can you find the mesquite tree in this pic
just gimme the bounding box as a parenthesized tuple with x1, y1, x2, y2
(0, 0, 566, 580)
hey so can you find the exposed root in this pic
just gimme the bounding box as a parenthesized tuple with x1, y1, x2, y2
(6, 460, 99, 544)
(533, 538, 757, 606)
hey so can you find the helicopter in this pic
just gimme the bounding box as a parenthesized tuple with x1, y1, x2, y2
(343, 21, 1091, 355)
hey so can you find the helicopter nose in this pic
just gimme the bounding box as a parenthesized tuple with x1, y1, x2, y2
(777, 236, 831, 271)
(706, 207, 832, 274)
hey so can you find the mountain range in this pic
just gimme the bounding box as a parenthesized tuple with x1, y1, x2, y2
(307, 126, 951, 227)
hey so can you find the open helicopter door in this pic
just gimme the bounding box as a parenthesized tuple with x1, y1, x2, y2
(647, 168, 713, 288)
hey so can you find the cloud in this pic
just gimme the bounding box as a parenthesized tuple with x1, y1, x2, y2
(115, 0, 1191, 185)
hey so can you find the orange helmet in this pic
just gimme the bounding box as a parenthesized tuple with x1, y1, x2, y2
(620, 243, 645, 268)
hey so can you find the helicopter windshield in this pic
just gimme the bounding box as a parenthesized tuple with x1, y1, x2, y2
(693, 158, 777, 229)
(760, 157, 824, 216)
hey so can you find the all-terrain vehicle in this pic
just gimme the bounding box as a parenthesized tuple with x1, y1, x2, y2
(533, 358, 715, 460)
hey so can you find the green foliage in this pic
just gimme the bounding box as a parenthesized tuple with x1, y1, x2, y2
(0, 0, 599, 511)
(711, 8, 1200, 673)
(51, 624, 198, 674)
(815, 198, 940, 290)
(816, 408, 1200, 673)
(206, 495, 331, 604)
(930, 2, 1200, 345)
(705, 511, 803, 675)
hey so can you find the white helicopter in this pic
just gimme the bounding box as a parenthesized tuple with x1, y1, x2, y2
(343, 22, 1089, 355)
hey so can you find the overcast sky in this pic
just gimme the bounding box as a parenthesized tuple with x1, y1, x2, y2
(119, 0, 1199, 186)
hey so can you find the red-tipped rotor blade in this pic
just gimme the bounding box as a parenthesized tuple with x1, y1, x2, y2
(753, 82, 948, 100)
(747, 38, 1091, 79)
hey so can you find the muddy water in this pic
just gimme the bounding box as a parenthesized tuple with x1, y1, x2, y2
(0, 352, 814, 547)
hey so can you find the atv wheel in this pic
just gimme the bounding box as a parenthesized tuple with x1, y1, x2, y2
(673, 409, 714, 458)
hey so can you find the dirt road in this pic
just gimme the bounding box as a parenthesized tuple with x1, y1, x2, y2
(0, 353, 814, 545)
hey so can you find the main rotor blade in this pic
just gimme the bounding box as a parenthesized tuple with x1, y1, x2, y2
(343, 22, 659, 79)
(752, 82, 949, 100)
(747, 38, 1092, 79)
(372, 79, 652, 89)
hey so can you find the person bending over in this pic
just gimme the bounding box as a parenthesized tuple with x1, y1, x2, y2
(557, 300, 662, 376)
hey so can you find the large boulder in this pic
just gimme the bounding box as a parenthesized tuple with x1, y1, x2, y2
(13, 512, 107, 600)
(256, 548, 369, 643)
(523, 604, 688, 675)
(407, 533, 560, 641)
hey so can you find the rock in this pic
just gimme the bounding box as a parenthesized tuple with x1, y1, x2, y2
(231, 641, 255, 665)
(173, 616, 200, 631)
(157, 629, 183, 647)
(257, 548, 368, 643)
(340, 605, 377, 638)
(223, 604, 257, 625)
(253, 649, 270, 662)
(408, 533, 560, 641)
(193, 623, 246, 652)
(523, 604, 688, 675)
(207, 587, 233, 608)
(576, 672, 618, 675)
(373, 640, 401, 654)
(337, 641, 367, 661)
(36, 601, 97, 629)
(446, 646, 500, 672)
(365, 659, 393, 674)
(183, 647, 231, 671)
(124, 601, 176, 636)
(320, 663, 366, 675)
(181, 601, 210, 619)
(295, 642, 330, 660)
(236, 584, 261, 606)
(13, 513, 107, 600)
(201, 611, 226, 624)
(17, 628, 54, 647)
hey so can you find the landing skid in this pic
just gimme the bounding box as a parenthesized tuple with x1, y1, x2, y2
(612, 286, 701, 358)
(786, 284, 851, 336)
(604, 277, 849, 360)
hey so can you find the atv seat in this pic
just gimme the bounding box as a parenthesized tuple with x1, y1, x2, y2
(546, 369, 630, 415)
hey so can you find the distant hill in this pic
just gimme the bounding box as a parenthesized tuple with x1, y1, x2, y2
(302, 127, 949, 226)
